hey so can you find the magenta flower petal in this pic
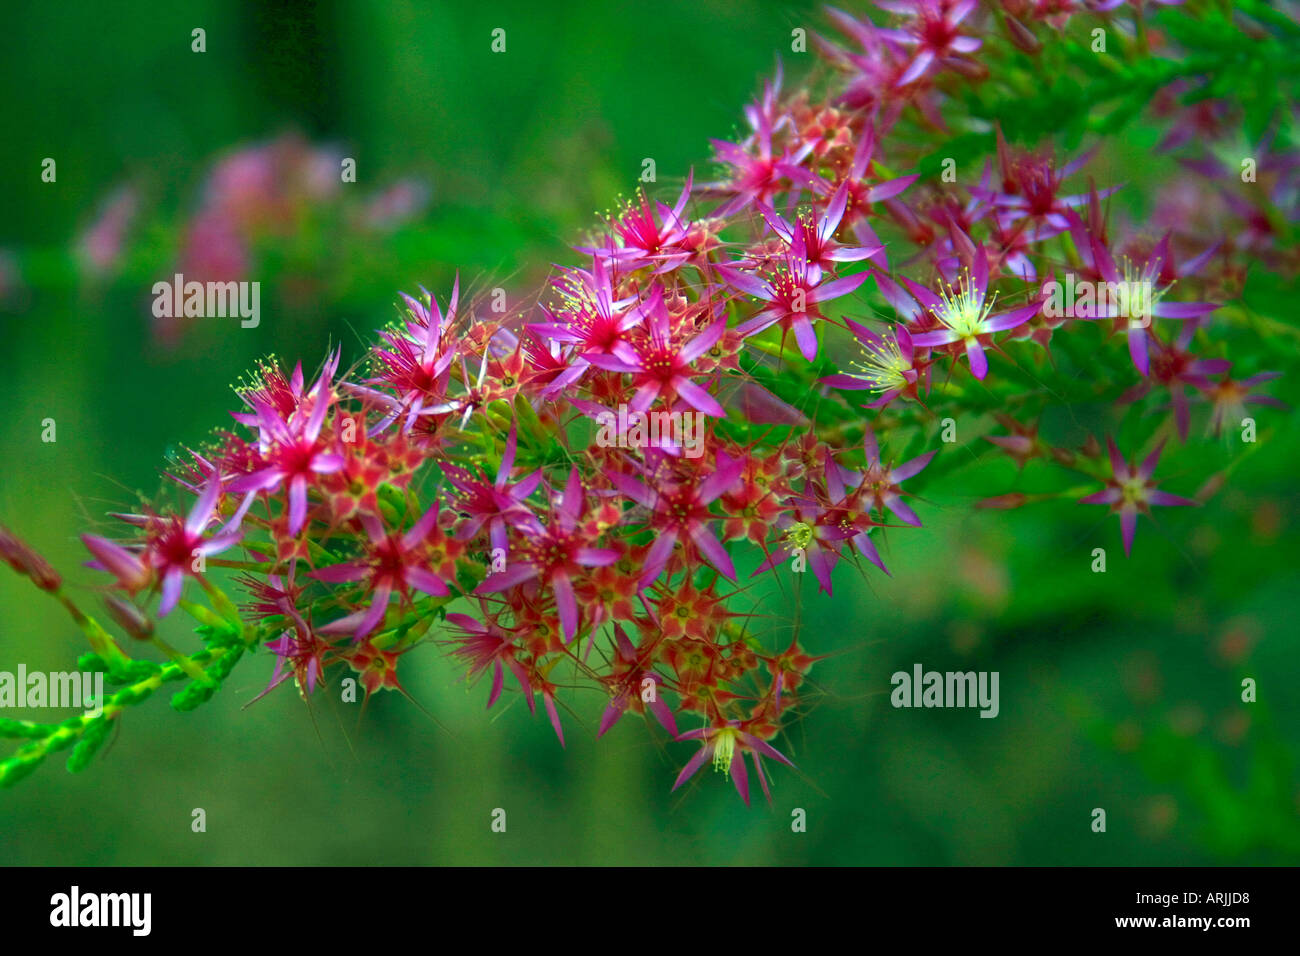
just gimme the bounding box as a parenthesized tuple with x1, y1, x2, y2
(809, 547, 835, 594)
(740, 732, 796, 768)
(1080, 489, 1122, 505)
(310, 562, 370, 583)
(729, 747, 751, 805)
(671, 744, 713, 792)
(697, 454, 745, 503)
(487, 662, 505, 709)
(910, 329, 959, 348)
(690, 525, 736, 580)
(639, 530, 679, 587)
(649, 694, 679, 737)
(792, 316, 820, 361)
(852, 531, 888, 573)
(405, 567, 450, 596)
(965, 338, 989, 379)
(553, 572, 579, 643)
(543, 692, 566, 748)
(884, 495, 921, 527)
(287, 474, 310, 534)
(1155, 301, 1217, 319)
(158, 568, 185, 617)
(891, 450, 935, 482)
(985, 301, 1040, 333)
(674, 378, 726, 418)
(184, 473, 222, 536)
(82, 534, 149, 590)
(1147, 490, 1196, 507)
(598, 699, 626, 737)
(1129, 328, 1151, 376)
(1120, 509, 1138, 557)
(478, 562, 540, 593)
(811, 270, 868, 302)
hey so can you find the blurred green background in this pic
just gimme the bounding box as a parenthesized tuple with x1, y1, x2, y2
(2, 0, 1297, 865)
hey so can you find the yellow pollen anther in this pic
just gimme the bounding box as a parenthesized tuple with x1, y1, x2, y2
(850, 326, 909, 393)
(712, 727, 738, 773)
(785, 521, 814, 550)
(932, 270, 995, 339)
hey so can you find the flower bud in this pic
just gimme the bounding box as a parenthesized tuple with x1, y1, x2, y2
(22, 551, 63, 592)
(976, 493, 1028, 510)
(0, 526, 63, 591)
(0, 526, 25, 574)
(1049, 446, 1077, 467)
(81, 534, 151, 593)
(1195, 470, 1228, 504)
(1004, 14, 1041, 55)
(104, 594, 155, 641)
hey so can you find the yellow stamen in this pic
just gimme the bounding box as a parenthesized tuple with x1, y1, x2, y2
(785, 521, 814, 550)
(712, 727, 738, 773)
(850, 326, 910, 392)
(933, 270, 995, 339)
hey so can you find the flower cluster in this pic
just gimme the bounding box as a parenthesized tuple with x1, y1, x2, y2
(72, 132, 430, 344)
(177, 134, 429, 287)
(4, 1, 1293, 800)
